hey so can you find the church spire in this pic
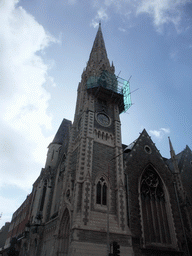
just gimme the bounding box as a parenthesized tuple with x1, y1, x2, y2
(169, 136, 175, 159)
(168, 137, 180, 173)
(85, 24, 114, 77)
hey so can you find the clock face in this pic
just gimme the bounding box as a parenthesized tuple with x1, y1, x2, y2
(97, 113, 110, 127)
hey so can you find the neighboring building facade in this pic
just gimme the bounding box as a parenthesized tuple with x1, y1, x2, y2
(4, 25, 192, 256)
(0, 222, 10, 253)
(124, 130, 192, 256)
(3, 193, 33, 255)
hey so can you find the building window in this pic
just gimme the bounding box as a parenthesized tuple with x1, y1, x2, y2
(51, 150, 54, 161)
(140, 165, 171, 245)
(144, 145, 152, 154)
(96, 177, 107, 206)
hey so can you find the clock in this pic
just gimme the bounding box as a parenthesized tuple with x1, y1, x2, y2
(96, 113, 110, 127)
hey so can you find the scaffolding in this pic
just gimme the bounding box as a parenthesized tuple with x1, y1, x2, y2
(86, 70, 132, 113)
(117, 76, 132, 113)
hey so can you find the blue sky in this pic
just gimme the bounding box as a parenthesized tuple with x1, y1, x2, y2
(0, 0, 192, 228)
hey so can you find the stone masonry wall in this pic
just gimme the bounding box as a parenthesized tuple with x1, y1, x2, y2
(124, 130, 185, 256)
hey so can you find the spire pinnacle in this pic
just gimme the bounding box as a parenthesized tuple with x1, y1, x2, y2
(85, 24, 114, 77)
(168, 136, 175, 157)
(168, 137, 179, 173)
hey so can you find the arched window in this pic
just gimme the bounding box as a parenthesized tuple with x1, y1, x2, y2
(51, 149, 54, 161)
(40, 180, 47, 212)
(96, 177, 107, 206)
(140, 165, 171, 245)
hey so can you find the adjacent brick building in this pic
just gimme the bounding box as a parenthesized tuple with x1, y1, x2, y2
(3, 193, 33, 255)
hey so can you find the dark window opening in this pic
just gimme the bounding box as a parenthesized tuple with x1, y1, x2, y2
(103, 183, 107, 205)
(96, 177, 107, 206)
(40, 180, 47, 212)
(96, 182, 101, 204)
(140, 165, 171, 245)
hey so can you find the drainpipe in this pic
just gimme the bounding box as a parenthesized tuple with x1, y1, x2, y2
(126, 173, 130, 226)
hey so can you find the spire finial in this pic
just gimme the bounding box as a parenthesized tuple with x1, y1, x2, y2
(168, 136, 175, 155)
(168, 136, 180, 173)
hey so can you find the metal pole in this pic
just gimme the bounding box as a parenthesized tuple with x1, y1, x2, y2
(106, 147, 130, 256)
(107, 162, 110, 256)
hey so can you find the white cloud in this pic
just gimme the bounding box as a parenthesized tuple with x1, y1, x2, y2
(149, 127, 170, 139)
(68, 0, 77, 4)
(161, 128, 170, 133)
(0, 195, 20, 224)
(137, 0, 190, 29)
(91, 7, 108, 27)
(0, 0, 56, 190)
(150, 130, 161, 138)
(91, 0, 190, 31)
(98, 7, 108, 20)
(91, 20, 100, 28)
(118, 27, 126, 32)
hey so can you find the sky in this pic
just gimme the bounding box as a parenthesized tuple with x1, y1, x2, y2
(0, 0, 192, 228)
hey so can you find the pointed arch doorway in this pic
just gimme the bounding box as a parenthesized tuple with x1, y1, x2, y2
(58, 208, 70, 256)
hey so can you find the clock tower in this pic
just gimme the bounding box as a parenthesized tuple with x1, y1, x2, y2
(55, 24, 133, 256)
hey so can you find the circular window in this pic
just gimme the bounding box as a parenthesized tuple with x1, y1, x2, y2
(96, 113, 111, 127)
(144, 145, 152, 154)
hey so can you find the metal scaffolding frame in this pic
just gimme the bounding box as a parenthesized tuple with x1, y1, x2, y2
(86, 71, 132, 113)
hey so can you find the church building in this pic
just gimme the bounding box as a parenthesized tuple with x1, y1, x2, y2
(4, 24, 192, 256)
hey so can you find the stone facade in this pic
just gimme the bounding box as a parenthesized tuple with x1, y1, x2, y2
(124, 130, 185, 255)
(4, 25, 192, 256)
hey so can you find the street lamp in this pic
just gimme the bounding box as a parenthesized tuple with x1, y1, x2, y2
(107, 146, 131, 256)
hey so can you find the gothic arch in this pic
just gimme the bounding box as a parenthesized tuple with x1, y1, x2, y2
(95, 174, 109, 207)
(51, 147, 55, 161)
(58, 208, 70, 255)
(139, 164, 176, 246)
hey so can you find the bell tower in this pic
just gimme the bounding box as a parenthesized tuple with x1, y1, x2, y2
(56, 24, 133, 256)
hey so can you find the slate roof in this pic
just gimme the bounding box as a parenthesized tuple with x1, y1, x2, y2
(49, 119, 72, 146)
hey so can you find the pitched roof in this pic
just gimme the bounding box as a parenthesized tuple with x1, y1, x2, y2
(50, 118, 72, 146)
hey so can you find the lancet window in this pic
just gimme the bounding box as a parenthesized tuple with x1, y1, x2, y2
(40, 180, 47, 212)
(140, 165, 171, 245)
(96, 177, 107, 206)
(51, 149, 54, 161)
